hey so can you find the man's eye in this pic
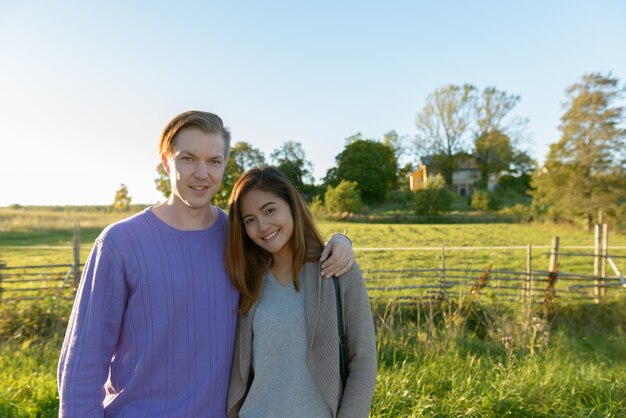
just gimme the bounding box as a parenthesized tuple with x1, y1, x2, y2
(211, 160, 222, 165)
(181, 156, 193, 162)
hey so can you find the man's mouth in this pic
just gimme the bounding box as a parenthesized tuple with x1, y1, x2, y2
(189, 186, 209, 191)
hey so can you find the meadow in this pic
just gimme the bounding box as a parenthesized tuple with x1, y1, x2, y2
(1, 207, 626, 416)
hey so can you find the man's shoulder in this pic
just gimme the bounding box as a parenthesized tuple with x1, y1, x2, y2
(98, 208, 153, 243)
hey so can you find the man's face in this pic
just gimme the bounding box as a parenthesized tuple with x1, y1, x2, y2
(162, 128, 226, 211)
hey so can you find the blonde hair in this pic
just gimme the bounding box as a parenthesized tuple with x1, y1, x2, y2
(158, 110, 231, 159)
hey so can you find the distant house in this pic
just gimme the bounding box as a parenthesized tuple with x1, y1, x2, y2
(409, 155, 495, 196)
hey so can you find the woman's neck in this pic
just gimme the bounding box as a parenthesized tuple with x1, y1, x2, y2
(270, 247, 294, 285)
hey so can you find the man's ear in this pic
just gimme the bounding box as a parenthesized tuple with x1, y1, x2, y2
(161, 154, 171, 175)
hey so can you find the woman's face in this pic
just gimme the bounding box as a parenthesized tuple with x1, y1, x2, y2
(240, 188, 294, 256)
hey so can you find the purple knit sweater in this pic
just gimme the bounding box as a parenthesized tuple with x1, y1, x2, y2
(58, 208, 239, 417)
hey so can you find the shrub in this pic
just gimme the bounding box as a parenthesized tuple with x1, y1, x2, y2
(325, 180, 363, 214)
(498, 203, 533, 223)
(470, 189, 500, 211)
(0, 297, 71, 340)
(413, 175, 454, 216)
(309, 195, 327, 218)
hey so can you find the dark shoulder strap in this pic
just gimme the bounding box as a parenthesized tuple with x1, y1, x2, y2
(333, 276, 348, 388)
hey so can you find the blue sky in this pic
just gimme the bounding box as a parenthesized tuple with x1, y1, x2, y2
(1, 1, 625, 206)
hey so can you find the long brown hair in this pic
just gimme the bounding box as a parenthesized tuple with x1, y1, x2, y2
(226, 166, 325, 314)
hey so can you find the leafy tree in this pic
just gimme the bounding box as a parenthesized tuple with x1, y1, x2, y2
(384, 130, 413, 189)
(532, 73, 626, 229)
(113, 183, 132, 211)
(325, 180, 362, 214)
(395, 162, 415, 192)
(270, 141, 313, 193)
(474, 129, 513, 189)
(155, 163, 171, 199)
(335, 138, 397, 204)
(322, 167, 341, 188)
(473, 87, 530, 188)
(215, 141, 266, 206)
(415, 84, 476, 186)
(344, 132, 365, 146)
(413, 175, 454, 216)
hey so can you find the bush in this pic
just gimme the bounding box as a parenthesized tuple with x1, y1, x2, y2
(471, 190, 499, 211)
(325, 180, 363, 214)
(498, 203, 533, 222)
(413, 175, 454, 216)
(309, 195, 327, 218)
(0, 297, 71, 340)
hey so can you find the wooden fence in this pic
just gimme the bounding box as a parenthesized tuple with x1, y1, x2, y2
(363, 224, 626, 304)
(0, 223, 81, 302)
(1, 223, 625, 304)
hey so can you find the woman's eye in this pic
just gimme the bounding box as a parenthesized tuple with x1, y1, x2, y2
(266, 208, 275, 215)
(244, 218, 254, 225)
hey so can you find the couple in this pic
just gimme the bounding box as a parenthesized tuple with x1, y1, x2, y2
(57, 111, 377, 417)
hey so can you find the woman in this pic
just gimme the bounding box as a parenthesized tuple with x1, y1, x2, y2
(226, 167, 377, 418)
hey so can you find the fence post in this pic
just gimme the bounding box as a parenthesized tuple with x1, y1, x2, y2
(522, 245, 533, 331)
(524, 244, 532, 300)
(439, 242, 446, 299)
(0, 259, 5, 303)
(73, 221, 81, 286)
(594, 224, 602, 303)
(548, 237, 559, 272)
(601, 224, 608, 298)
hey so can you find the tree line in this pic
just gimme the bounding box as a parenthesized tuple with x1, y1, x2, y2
(113, 72, 626, 230)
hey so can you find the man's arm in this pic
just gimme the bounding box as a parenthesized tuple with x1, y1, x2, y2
(58, 236, 127, 417)
(320, 233, 354, 278)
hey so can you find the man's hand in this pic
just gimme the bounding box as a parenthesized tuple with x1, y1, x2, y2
(320, 234, 355, 278)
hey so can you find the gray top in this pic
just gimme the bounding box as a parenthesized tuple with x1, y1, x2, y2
(239, 273, 331, 418)
(228, 262, 377, 418)
(239, 272, 332, 418)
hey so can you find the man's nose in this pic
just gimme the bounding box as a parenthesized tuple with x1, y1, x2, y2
(194, 162, 209, 178)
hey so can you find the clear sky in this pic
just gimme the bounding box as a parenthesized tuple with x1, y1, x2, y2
(1, 0, 625, 206)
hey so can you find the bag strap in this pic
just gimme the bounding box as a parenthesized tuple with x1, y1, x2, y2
(333, 276, 348, 388)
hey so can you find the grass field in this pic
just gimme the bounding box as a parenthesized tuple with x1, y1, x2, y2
(1, 207, 626, 416)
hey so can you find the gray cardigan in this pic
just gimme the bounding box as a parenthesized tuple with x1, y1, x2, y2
(227, 262, 377, 418)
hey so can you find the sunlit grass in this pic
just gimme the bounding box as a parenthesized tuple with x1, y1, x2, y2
(2, 208, 626, 416)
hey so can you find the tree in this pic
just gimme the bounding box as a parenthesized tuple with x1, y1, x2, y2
(384, 130, 412, 189)
(325, 180, 363, 214)
(473, 87, 530, 188)
(270, 141, 313, 192)
(532, 73, 626, 229)
(474, 129, 513, 189)
(113, 183, 132, 211)
(214, 141, 266, 206)
(415, 84, 476, 186)
(155, 163, 171, 199)
(335, 138, 397, 204)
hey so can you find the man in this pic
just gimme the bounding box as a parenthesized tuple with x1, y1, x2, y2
(58, 111, 354, 417)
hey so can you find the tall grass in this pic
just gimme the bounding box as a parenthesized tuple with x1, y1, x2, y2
(2, 295, 625, 416)
(370, 296, 626, 416)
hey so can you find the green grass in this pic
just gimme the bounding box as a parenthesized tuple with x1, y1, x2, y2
(2, 207, 626, 416)
(1, 296, 625, 417)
